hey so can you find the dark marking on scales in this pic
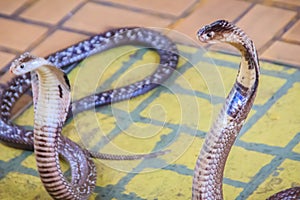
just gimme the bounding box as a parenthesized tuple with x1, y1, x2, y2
(226, 88, 246, 118)
(58, 85, 63, 98)
(63, 74, 71, 90)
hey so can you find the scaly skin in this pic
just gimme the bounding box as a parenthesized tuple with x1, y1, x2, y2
(192, 19, 300, 200)
(10, 53, 96, 199)
(0, 27, 178, 159)
(2, 27, 179, 199)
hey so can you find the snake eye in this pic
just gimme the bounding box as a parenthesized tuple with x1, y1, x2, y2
(20, 64, 25, 69)
(206, 31, 214, 38)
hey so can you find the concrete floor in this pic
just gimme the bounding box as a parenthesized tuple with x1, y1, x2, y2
(0, 0, 299, 199)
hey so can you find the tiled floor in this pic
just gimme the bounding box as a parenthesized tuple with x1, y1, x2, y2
(0, 0, 300, 199)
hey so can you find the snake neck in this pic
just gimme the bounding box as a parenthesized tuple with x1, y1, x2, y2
(192, 27, 260, 199)
(228, 25, 260, 90)
(33, 65, 84, 200)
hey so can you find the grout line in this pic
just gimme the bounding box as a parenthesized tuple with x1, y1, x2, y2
(242, 0, 300, 11)
(10, 0, 39, 17)
(240, 70, 300, 137)
(91, 0, 177, 19)
(232, 2, 256, 24)
(236, 133, 300, 199)
(86, 49, 149, 152)
(0, 151, 36, 181)
(0, 0, 90, 74)
(258, 13, 300, 54)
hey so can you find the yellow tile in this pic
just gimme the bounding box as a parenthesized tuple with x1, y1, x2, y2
(177, 44, 198, 54)
(111, 90, 154, 113)
(140, 93, 213, 131)
(21, 0, 83, 24)
(248, 159, 300, 199)
(162, 133, 204, 170)
(95, 163, 129, 187)
(69, 45, 137, 100)
(13, 106, 34, 126)
(103, 123, 172, 154)
(181, 61, 254, 98)
(21, 153, 37, 169)
(176, 62, 218, 95)
(223, 184, 243, 200)
(125, 169, 192, 199)
(260, 62, 296, 74)
(0, 172, 50, 200)
(205, 51, 296, 74)
(112, 47, 187, 112)
(207, 52, 288, 106)
(225, 146, 274, 183)
(256, 74, 286, 106)
(204, 51, 241, 64)
(0, 18, 47, 51)
(293, 142, 300, 154)
(94, 123, 172, 172)
(0, 144, 22, 162)
(0, 0, 27, 15)
(241, 82, 300, 147)
(110, 50, 160, 111)
(68, 111, 117, 148)
(64, 2, 172, 33)
(111, 50, 161, 88)
(181, 60, 286, 106)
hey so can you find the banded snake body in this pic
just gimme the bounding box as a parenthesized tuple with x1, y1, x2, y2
(193, 20, 300, 199)
(1, 27, 179, 199)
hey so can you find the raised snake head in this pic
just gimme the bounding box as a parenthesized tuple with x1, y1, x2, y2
(10, 52, 51, 75)
(197, 19, 236, 44)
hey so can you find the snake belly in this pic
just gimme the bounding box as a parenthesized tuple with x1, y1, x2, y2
(10, 53, 95, 199)
(192, 20, 300, 200)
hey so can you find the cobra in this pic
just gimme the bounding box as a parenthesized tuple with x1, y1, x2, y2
(192, 20, 300, 200)
(1, 27, 179, 199)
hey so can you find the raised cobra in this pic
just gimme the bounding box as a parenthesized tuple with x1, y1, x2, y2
(10, 53, 96, 199)
(192, 20, 300, 199)
(0, 28, 179, 199)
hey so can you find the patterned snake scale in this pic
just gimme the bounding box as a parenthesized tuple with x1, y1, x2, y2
(0, 27, 179, 199)
(192, 20, 300, 200)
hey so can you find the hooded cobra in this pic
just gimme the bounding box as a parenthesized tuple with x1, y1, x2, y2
(192, 20, 300, 199)
(1, 27, 178, 199)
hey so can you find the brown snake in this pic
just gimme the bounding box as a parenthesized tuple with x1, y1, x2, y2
(2, 28, 179, 199)
(10, 53, 94, 199)
(192, 20, 300, 199)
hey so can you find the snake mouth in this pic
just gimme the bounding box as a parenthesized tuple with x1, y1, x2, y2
(197, 35, 206, 43)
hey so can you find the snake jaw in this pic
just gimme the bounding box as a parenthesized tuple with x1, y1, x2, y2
(10, 53, 52, 76)
(197, 19, 235, 44)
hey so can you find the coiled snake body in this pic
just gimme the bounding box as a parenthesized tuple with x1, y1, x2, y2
(1, 27, 179, 199)
(193, 20, 300, 200)
(10, 53, 95, 199)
